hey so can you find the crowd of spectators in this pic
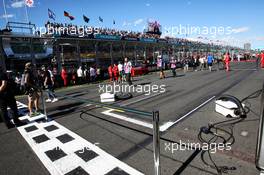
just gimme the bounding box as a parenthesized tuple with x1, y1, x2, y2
(43, 22, 229, 47)
(43, 22, 220, 47)
(43, 21, 161, 39)
(0, 21, 230, 49)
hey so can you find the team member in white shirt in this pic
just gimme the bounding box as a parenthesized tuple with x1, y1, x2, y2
(77, 66, 83, 84)
(118, 62, 124, 83)
(199, 55, 205, 71)
(90, 67, 96, 82)
(124, 58, 132, 85)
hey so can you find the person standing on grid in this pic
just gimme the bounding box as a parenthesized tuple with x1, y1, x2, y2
(0, 66, 26, 128)
(224, 52, 231, 72)
(24, 62, 41, 117)
(207, 53, 214, 72)
(199, 55, 205, 71)
(112, 63, 119, 82)
(170, 56, 177, 77)
(157, 55, 165, 79)
(43, 66, 58, 103)
(118, 61, 124, 83)
(261, 51, 264, 68)
(124, 57, 132, 85)
(77, 66, 83, 85)
(108, 64, 113, 83)
(183, 58, 189, 73)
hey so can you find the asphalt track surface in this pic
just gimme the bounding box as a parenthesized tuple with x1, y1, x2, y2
(0, 61, 262, 175)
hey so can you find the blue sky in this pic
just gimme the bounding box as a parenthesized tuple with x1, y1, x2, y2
(0, 0, 263, 49)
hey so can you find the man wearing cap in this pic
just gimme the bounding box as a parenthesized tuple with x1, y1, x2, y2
(24, 62, 40, 117)
(0, 66, 26, 128)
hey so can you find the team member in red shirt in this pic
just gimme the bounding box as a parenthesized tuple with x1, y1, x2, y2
(131, 66, 135, 81)
(108, 65, 113, 82)
(61, 66, 68, 87)
(224, 52, 230, 72)
(261, 51, 264, 68)
(112, 64, 119, 82)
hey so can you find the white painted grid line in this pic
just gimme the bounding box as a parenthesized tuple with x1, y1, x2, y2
(159, 96, 216, 132)
(102, 109, 153, 129)
(101, 96, 215, 132)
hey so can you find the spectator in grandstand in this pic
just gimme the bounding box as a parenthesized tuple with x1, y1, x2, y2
(224, 52, 231, 72)
(112, 64, 119, 82)
(108, 65, 113, 83)
(24, 62, 41, 117)
(157, 55, 165, 79)
(124, 58, 133, 85)
(0, 67, 26, 128)
(118, 61, 124, 83)
(170, 57, 177, 77)
(61, 66, 68, 87)
(77, 66, 84, 84)
(42, 66, 58, 103)
(207, 53, 214, 72)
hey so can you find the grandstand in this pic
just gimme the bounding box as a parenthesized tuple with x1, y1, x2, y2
(0, 22, 241, 73)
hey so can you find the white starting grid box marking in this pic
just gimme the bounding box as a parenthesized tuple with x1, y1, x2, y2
(15, 101, 46, 122)
(16, 102, 144, 175)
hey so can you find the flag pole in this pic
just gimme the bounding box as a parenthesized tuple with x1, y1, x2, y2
(24, 3, 29, 23)
(2, 0, 8, 24)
